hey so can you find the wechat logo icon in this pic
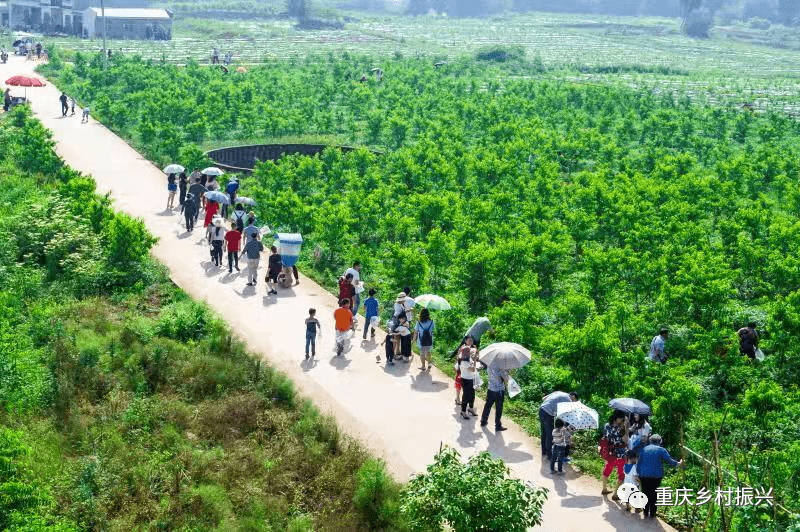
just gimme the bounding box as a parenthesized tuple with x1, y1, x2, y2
(617, 483, 648, 509)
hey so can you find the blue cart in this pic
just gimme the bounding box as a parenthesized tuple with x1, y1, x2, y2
(276, 233, 302, 288)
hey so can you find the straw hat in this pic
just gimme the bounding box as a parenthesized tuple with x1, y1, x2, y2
(213, 216, 223, 227)
(395, 292, 407, 303)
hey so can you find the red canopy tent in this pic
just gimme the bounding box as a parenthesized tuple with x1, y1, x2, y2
(4, 75, 45, 100)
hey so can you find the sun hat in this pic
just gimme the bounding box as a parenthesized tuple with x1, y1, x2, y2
(396, 292, 407, 302)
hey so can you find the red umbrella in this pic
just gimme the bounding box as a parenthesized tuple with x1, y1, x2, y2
(5, 75, 45, 87)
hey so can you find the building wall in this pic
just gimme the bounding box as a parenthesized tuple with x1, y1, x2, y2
(91, 16, 172, 39)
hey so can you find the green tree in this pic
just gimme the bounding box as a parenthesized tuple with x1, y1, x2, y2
(402, 447, 548, 532)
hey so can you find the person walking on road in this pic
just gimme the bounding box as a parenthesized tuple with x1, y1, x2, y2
(415, 308, 435, 371)
(395, 314, 413, 363)
(363, 288, 379, 341)
(208, 217, 226, 268)
(224, 222, 241, 273)
(457, 337, 479, 419)
(539, 391, 578, 460)
(338, 274, 356, 312)
(188, 178, 207, 223)
(166, 173, 177, 209)
(178, 172, 188, 207)
(305, 308, 321, 360)
(240, 236, 264, 287)
(480, 362, 509, 432)
(180, 192, 198, 232)
(204, 200, 219, 229)
(637, 435, 682, 519)
(344, 261, 363, 316)
(69, 96, 76, 116)
(551, 419, 573, 475)
(334, 299, 354, 356)
(266, 246, 283, 295)
(59, 92, 68, 117)
(600, 411, 628, 498)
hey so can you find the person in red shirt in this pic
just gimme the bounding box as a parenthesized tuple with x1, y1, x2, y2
(338, 273, 356, 312)
(224, 223, 242, 273)
(204, 200, 219, 228)
(333, 299, 354, 356)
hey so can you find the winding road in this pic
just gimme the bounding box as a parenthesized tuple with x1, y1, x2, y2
(3, 54, 674, 532)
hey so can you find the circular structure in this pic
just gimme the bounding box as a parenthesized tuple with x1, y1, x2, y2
(206, 144, 361, 174)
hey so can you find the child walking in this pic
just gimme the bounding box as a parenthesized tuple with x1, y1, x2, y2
(623, 450, 640, 511)
(305, 308, 321, 360)
(551, 419, 571, 475)
(363, 288, 379, 340)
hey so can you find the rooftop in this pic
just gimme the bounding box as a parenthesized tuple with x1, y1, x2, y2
(86, 7, 172, 19)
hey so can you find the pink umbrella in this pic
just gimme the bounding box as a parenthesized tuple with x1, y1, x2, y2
(5, 75, 45, 87)
(4, 75, 45, 99)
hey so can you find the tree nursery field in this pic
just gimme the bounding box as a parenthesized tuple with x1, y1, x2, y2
(37, 35, 800, 529)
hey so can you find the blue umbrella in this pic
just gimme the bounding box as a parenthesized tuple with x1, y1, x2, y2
(204, 190, 230, 205)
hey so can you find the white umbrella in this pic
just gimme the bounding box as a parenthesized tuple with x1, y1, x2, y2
(235, 196, 256, 206)
(163, 164, 185, 174)
(556, 401, 599, 431)
(414, 294, 451, 310)
(202, 166, 225, 176)
(478, 342, 531, 370)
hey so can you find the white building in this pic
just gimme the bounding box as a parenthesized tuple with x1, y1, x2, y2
(84, 7, 172, 39)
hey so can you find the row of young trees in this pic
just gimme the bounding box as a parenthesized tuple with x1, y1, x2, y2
(42, 50, 800, 529)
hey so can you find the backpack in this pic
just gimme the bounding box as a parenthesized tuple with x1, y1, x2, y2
(420, 321, 433, 347)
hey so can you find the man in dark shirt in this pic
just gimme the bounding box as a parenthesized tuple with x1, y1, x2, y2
(266, 246, 283, 295)
(737, 322, 759, 359)
(180, 193, 198, 232)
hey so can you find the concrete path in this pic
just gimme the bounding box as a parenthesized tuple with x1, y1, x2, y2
(3, 55, 674, 532)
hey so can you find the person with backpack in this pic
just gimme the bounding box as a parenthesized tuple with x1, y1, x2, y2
(599, 411, 628, 498)
(180, 192, 198, 232)
(230, 204, 247, 232)
(187, 177, 207, 223)
(737, 322, 760, 360)
(415, 308, 435, 372)
(266, 246, 283, 295)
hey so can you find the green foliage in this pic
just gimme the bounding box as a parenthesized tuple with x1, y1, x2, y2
(475, 45, 526, 62)
(402, 447, 548, 532)
(353, 458, 403, 529)
(42, 49, 800, 527)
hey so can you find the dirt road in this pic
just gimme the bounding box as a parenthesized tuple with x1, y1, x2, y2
(3, 55, 673, 532)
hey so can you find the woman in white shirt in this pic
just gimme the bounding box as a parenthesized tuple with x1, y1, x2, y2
(457, 337, 479, 419)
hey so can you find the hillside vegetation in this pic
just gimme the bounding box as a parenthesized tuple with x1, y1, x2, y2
(41, 51, 800, 530)
(0, 106, 402, 530)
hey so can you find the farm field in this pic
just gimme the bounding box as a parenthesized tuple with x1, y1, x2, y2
(36, 11, 800, 116)
(40, 28, 800, 528)
(12, 6, 800, 531)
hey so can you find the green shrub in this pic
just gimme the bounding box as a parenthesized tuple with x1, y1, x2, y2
(156, 300, 211, 342)
(353, 458, 402, 530)
(475, 45, 526, 62)
(402, 447, 547, 532)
